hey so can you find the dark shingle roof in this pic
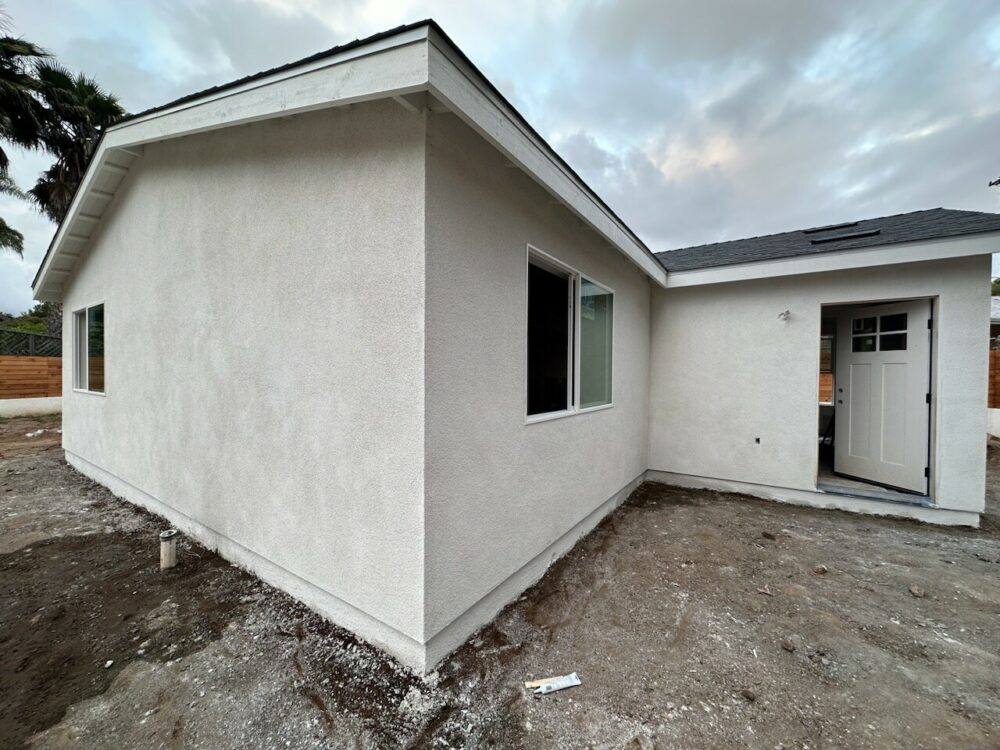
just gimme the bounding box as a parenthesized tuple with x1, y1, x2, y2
(656, 208, 1000, 272)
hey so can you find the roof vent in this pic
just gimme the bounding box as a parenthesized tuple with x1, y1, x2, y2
(809, 229, 881, 245)
(802, 221, 859, 235)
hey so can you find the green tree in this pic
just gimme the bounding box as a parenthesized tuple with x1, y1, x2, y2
(0, 10, 49, 255)
(992, 277, 1000, 296)
(1, 301, 51, 333)
(27, 62, 126, 222)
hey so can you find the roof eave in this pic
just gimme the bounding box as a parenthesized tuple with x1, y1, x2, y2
(34, 21, 668, 302)
(424, 26, 666, 286)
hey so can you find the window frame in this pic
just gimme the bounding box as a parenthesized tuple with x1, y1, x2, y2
(850, 311, 910, 353)
(73, 301, 106, 396)
(525, 245, 614, 424)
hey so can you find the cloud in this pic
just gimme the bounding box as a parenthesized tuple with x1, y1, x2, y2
(3, 0, 1000, 311)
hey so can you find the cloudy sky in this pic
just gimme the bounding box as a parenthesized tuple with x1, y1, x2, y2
(2, 0, 1000, 313)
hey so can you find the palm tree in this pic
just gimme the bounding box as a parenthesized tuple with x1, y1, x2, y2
(0, 12, 48, 255)
(28, 62, 126, 223)
(0, 171, 24, 253)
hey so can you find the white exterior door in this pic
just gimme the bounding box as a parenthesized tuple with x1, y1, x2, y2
(833, 299, 931, 493)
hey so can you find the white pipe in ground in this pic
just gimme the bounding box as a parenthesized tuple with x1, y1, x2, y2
(159, 529, 179, 570)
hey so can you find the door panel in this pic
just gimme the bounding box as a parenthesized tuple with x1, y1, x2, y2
(880, 363, 907, 466)
(834, 299, 931, 493)
(847, 364, 871, 458)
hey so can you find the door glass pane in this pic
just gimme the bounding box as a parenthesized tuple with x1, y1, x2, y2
(879, 333, 907, 351)
(852, 335, 876, 352)
(879, 313, 907, 332)
(852, 317, 876, 334)
(527, 263, 569, 415)
(579, 279, 613, 408)
(87, 304, 104, 393)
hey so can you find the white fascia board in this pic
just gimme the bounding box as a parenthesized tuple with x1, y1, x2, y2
(424, 30, 668, 287)
(104, 34, 431, 147)
(33, 33, 432, 301)
(663, 232, 1000, 288)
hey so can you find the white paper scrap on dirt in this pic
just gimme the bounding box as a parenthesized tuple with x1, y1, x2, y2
(527, 672, 581, 695)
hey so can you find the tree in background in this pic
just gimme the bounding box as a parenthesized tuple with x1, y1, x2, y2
(1, 300, 51, 333)
(25, 64, 125, 335)
(28, 62, 125, 222)
(0, 7, 126, 334)
(0, 8, 48, 255)
(992, 278, 1000, 296)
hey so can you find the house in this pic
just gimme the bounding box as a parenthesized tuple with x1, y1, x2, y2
(31, 20, 1000, 673)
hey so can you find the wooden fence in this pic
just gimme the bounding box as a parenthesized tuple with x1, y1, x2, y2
(819, 372, 833, 403)
(0, 327, 61, 357)
(990, 350, 1000, 409)
(0, 356, 62, 399)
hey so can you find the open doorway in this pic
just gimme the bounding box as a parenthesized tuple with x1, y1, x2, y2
(817, 299, 933, 502)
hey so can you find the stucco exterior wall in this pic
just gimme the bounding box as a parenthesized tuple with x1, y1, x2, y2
(649, 255, 990, 516)
(422, 112, 652, 663)
(60, 101, 429, 663)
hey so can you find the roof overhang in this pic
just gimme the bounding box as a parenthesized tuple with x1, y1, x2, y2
(33, 22, 666, 301)
(662, 231, 1000, 288)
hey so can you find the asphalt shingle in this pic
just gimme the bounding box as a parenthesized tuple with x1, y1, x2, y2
(656, 208, 1000, 272)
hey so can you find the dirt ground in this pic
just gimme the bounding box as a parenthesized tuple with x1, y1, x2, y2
(2, 414, 1000, 749)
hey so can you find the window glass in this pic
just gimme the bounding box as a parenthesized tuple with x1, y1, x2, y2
(83, 305, 105, 393)
(527, 264, 570, 415)
(852, 335, 876, 352)
(852, 317, 877, 334)
(819, 336, 833, 372)
(74, 310, 87, 389)
(879, 333, 907, 351)
(579, 279, 613, 408)
(879, 313, 907, 332)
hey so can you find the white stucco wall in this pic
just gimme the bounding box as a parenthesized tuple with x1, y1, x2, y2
(0, 396, 61, 417)
(648, 255, 990, 517)
(60, 101, 430, 664)
(422, 112, 652, 663)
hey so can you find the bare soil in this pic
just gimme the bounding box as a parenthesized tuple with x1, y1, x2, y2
(2, 414, 1000, 749)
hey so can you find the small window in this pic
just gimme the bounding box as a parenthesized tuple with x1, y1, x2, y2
(819, 335, 833, 372)
(852, 316, 876, 334)
(74, 303, 105, 393)
(526, 248, 614, 419)
(880, 333, 907, 351)
(579, 279, 613, 409)
(852, 335, 876, 352)
(879, 313, 907, 332)
(818, 333, 834, 403)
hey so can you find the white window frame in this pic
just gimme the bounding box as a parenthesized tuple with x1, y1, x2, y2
(525, 244, 614, 424)
(73, 301, 106, 396)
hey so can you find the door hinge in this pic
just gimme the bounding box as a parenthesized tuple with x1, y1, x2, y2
(924, 467, 930, 478)
(926, 392, 931, 404)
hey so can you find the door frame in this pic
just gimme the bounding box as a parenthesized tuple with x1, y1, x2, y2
(816, 295, 936, 499)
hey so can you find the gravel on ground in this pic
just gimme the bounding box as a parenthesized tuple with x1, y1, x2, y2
(3, 414, 1000, 749)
